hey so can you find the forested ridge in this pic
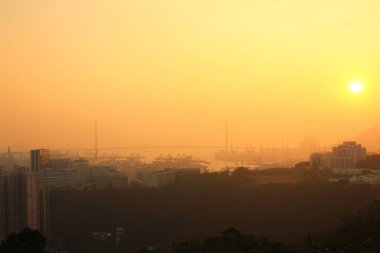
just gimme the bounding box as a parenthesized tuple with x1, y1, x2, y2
(49, 170, 380, 252)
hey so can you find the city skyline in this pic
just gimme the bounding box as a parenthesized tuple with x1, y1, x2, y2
(3, 1, 380, 252)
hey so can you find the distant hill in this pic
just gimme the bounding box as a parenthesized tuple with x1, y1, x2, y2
(352, 125, 380, 152)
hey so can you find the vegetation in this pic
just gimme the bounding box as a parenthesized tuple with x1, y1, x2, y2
(49, 170, 380, 252)
(0, 228, 47, 253)
(5, 204, 380, 253)
(309, 201, 380, 253)
(168, 228, 297, 253)
(357, 155, 380, 170)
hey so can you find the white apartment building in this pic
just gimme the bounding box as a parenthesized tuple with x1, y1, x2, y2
(310, 141, 366, 170)
(331, 141, 366, 169)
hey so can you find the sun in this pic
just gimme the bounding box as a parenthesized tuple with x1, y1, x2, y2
(349, 81, 363, 94)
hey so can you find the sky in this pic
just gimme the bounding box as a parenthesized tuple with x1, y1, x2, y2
(1, 0, 380, 151)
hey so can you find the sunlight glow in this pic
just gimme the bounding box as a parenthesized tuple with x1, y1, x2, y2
(349, 81, 363, 94)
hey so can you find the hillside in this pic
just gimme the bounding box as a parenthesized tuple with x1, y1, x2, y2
(352, 125, 380, 152)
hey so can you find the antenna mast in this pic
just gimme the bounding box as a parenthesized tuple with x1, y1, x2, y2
(95, 121, 98, 160)
(225, 120, 228, 152)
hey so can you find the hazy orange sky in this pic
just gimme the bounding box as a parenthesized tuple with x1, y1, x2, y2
(1, 0, 380, 150)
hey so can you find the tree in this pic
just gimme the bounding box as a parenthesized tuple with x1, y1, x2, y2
(171, 228, 297, 253)
(308, 201, 380, 253)
(232, 167, 252, 177)
(0, 228, 48, 253)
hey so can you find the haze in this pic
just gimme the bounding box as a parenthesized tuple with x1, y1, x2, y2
(1, 0, 380, 150)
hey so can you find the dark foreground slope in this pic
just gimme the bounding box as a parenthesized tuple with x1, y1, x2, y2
(50, 172, 380, 251)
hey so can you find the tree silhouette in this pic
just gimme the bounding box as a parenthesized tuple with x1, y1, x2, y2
(309, 201, 380, 253)
(171, 228, 297, 253)
(0, 228, 47, 253)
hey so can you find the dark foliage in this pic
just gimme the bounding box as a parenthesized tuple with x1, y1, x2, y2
(294, 161, 310, 169)
(309, 201, 380, 253)
(49, 171, 380, 252)
(357, 155, 380, 170)
(170, 228, 297, 253)
(232, 167, 252, 177)
(0, 228, 47, 253)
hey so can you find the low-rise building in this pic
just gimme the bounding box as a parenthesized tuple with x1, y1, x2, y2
(310, 153, 332, 170)
(349, 174, 380, 185)
(93, 172, 128, 189)
(50, 158, 72, 170)
(72, 159, 90, 185)
(89, 165, 129, 189)
(38, 168, 75, 188)
(138, 168, 200, 188)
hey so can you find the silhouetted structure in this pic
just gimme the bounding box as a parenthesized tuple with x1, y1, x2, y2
(0, 171, 43, 241)
(30, 149, 50, 172)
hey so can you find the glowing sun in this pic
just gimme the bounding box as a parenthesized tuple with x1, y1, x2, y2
(349, 81, 363, 94)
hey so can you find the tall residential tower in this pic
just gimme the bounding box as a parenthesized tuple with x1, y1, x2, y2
(30, 149, 50, 172)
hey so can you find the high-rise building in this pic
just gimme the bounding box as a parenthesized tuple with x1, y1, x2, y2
(39, 188, 50, 236)
(0, 171, 48, 241)
(30, 149, 50, 172)
(331, 141, 366, 169)
(310, 141, 366, 170)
